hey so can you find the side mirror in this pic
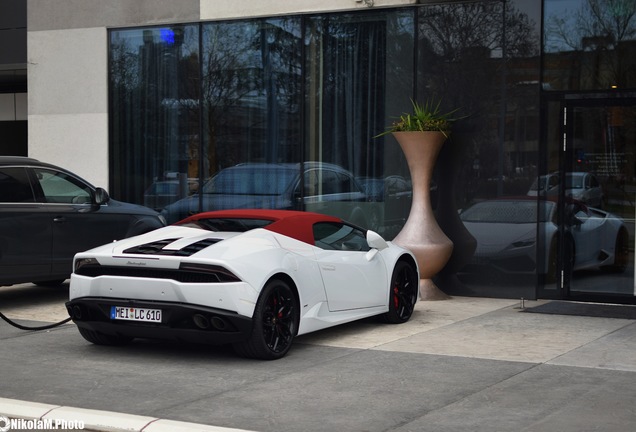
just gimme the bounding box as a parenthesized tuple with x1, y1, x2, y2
(93, 187, 110, 205)
(367, 230, 388, 250)
(366, 230, 388, 261)
(570, 213, 583, 227)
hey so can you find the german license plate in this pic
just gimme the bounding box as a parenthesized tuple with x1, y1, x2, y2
(110, 306, 162, 323)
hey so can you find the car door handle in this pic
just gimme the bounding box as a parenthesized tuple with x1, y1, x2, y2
(53, 216, 66, 223)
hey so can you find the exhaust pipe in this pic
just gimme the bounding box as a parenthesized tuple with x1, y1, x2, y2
(192, 314, 210, 329)
(210, 316, 227, 331)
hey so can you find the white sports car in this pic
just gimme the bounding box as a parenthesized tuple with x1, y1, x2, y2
(460, 198, 629, 281)
(66, 210, 419, 359)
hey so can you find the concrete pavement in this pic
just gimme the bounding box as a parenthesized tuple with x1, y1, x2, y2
(1, 283, 635, 431)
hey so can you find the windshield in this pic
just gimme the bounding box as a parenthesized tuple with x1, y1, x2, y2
(565, 174, 584, 189)
(530, 174, 558, 191)
(528, 177, 543, 191)
(529, 173, 586, 192)
(461, 201, 553, 224)
(202, 166, 296, 195)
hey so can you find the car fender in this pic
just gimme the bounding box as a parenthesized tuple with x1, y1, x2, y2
(379, 242, 420, 283)
(197, 229, 328, 316)
(381, 241, 418, 267)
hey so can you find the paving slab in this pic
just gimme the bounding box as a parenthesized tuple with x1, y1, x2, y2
(373, 302, 634, 364)
(391, 364, 636, 432)
(547, 321, 636, 371)
(0, 282, 70, 322)
(297, 297, 519, 349)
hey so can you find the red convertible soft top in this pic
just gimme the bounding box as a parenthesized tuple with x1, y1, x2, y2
(177, 209, 343, 246)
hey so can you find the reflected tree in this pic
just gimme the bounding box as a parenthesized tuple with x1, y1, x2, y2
(110, 26, 201, 204)
(202, 19, 302, 175)
(545, 0, 636, 89)
(306, 14, 387, 178)
(417, 1, 538, 200)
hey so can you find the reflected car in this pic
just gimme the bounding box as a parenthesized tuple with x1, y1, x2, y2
(528, 172, 604, 208)
(459, 198, 628, 280)
(357, 175, 414, 227)
(0, 156, 166, 287)
(66, 209, 419, 360)
(161, 162, 379, 229)
(143, 178, 198, 211)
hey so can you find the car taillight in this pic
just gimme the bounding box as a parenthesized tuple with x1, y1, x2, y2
(178, 263, 241, 282)
(74, 257, 100, 273)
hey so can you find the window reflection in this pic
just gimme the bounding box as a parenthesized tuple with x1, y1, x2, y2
(459, 197, 629, 288)
(159, 161, 378, 227)
(108, 2, 545, 299)
(110, 25, 201, 207)
(202, 19, 302, 173)
(544, 0, 636, 90)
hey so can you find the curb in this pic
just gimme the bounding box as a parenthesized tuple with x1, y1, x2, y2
(0, 398, 253, 432)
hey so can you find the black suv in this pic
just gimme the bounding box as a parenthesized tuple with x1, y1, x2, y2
(0, 156, 166, 286)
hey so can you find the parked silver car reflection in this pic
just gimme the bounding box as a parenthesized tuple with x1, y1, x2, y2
(459, 198, 628, 281)
(161, 162, 379, 229)
(528, 172, 604, 208)
(144, 178, 198, 211)
(356, 175, 414, 226)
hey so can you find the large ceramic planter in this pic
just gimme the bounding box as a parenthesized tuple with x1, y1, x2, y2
(392, 131, 453, 300)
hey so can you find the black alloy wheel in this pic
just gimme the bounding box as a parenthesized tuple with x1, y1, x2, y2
(381, 260, 418, 324)
(602, 228, 629, 273)
(233, 278, 299, 360)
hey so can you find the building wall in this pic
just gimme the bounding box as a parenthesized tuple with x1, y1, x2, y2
(22, 0, 636, 303)
(27, 27, 109, 187)
(26, 0, 414, 189)
(199, 0, 415, 20)
(27, 0, 201, 31)
(26, 0, 200, 188)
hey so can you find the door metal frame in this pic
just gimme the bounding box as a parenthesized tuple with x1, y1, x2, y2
(539, 91, 636, 304)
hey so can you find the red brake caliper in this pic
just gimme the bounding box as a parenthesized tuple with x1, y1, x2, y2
(275, 296, 283, 319)
(393, 284, 399, 309)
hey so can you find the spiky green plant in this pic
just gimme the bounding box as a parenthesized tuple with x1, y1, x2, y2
(378, 98, 464, 138)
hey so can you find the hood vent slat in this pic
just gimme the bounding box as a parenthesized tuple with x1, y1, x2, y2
(123, 238, 220, 257)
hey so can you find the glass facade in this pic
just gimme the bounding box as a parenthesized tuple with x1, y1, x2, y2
(108, 1, 636, 303)
(110, 25, 201, 211)
(541, 0, 636, 303)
